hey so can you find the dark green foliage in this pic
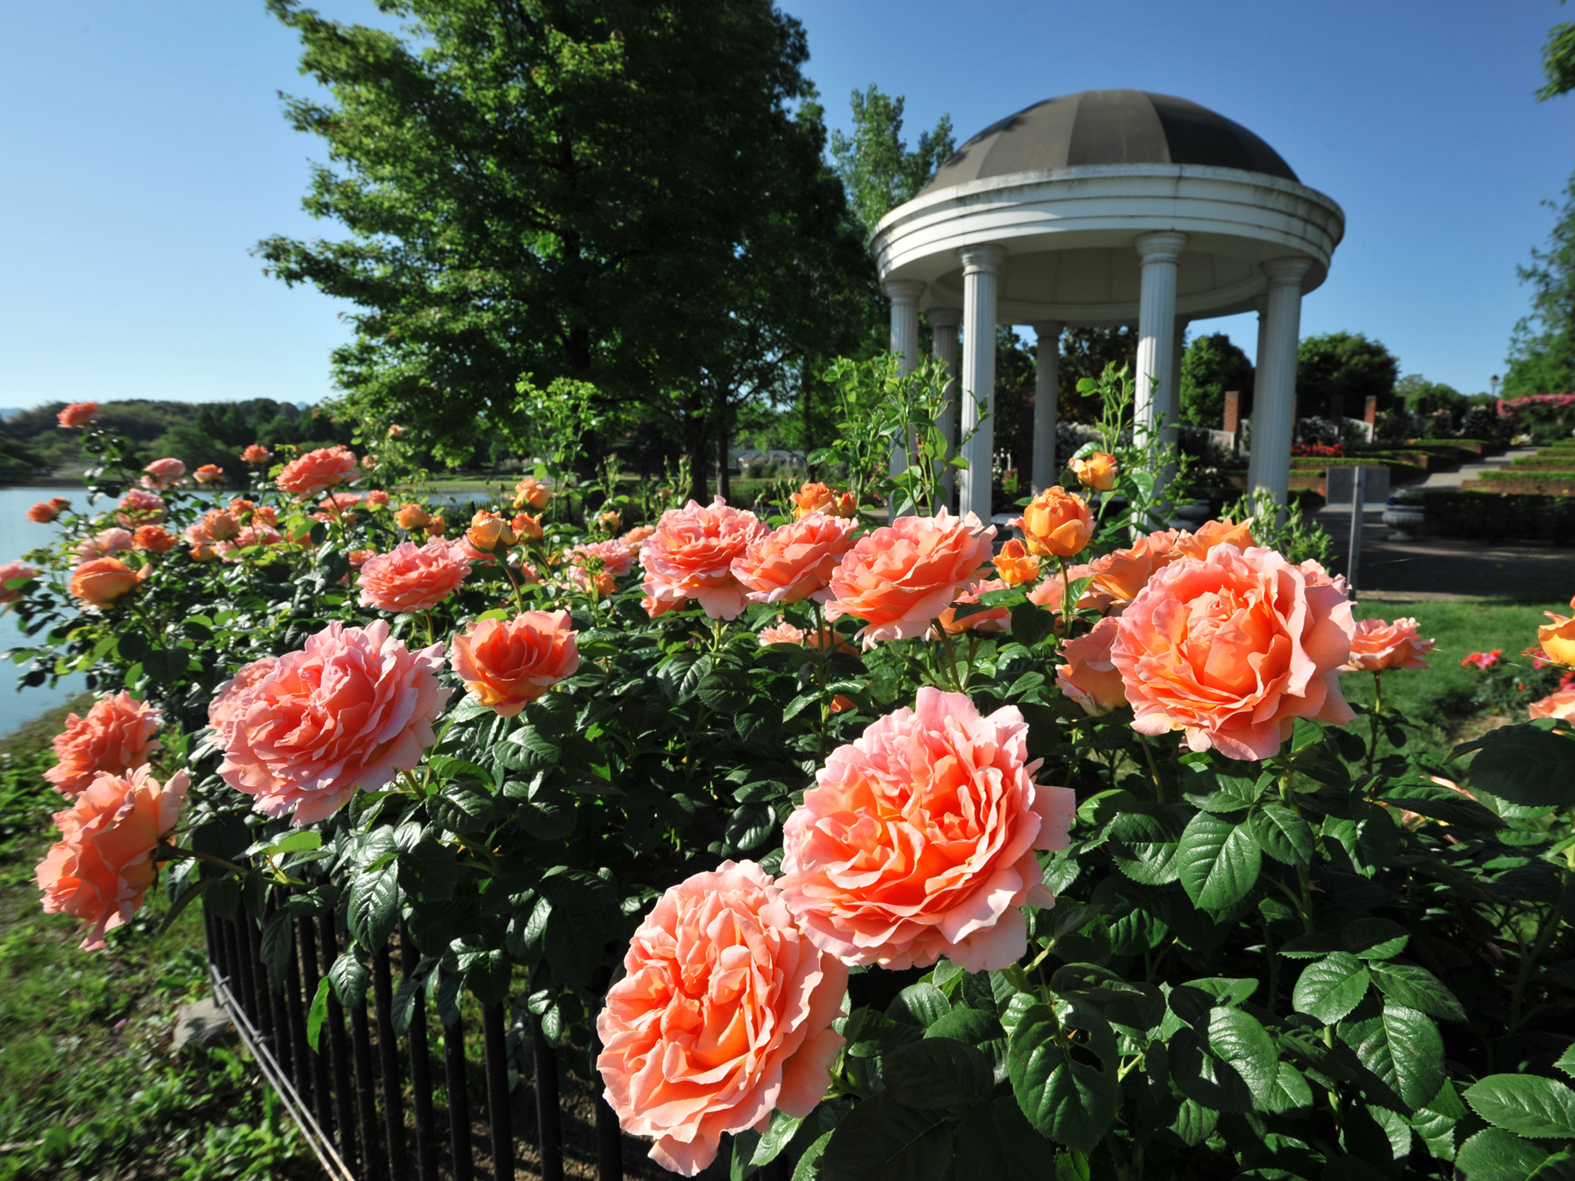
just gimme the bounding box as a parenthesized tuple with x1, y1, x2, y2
(1418, 489, 1575, 541)
(1179, 331, 1253, 426)
(1296, 331, 1400, 419)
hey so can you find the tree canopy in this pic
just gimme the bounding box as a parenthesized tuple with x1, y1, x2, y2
(830, 86, 954, 241)
(1505, 170, 1575, 395)
(1295, 331, 1399, 418)
(1179, 332, 1253, 427)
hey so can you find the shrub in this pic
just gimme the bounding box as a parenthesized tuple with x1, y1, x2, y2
(1419, 489, 1575, 540)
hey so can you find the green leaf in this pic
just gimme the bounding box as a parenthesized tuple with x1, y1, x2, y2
(245, 830, 323, 859)
(1263, 1061, 1315, 1114)
(881, 1038, 994, 1109)
(1010, 601, 1054, 648)
(391, 958, 436, 1036)
(1007, 1005, 1117, 1153)
(819, 1092, 952, 1181)
(1104, 805, 1183, 886)
(430, 784, 493, 834)
(725, 804, 775, 853)
(954, 1097, 1057, 1181)
(1248, 803, 1314, 868)
(259, 908, 295, 991)
(886, 983, 950, 1028)
(346, 865, 401, 951)
(1556, 1045, 1575, 1080)
(398, 841, 459, 903)
(1176, 811, 1262, 909)
(1367, 960, 1466, 1022)
(1456, 722, 1575, 807)
(1206, 1006, 1277, 1104)
(1167, 1097, 1218, 1146)
(792, 1130, 834, 1181)
(1342, 1003, 1445, 1111)
(328, 950, 369, 1007)
(543, 908, 605, 987)
(1278, 933, 1343, 958)
(1341, 917, 1410, 960)
(1466, 1075, 1575, 1139)
(750, 1110, 805, 1167)
(306, 976, 330, 1052)
(1291, 952, 1370, 1024)
(1456, 1128, 1555, 1181)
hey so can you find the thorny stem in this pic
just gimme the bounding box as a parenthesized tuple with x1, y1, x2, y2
(1057, 555, 1074, 637)
(1365, 671, 1383, 778)
(1279, 772, 1318, 934)
(1137, 732, 1164, 799)
(934, 625, 965, 692)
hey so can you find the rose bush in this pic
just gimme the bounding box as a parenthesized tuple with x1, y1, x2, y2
(10, 366, 1575, 1180)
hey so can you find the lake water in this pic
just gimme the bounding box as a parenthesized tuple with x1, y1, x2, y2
(0, 487, 96, 734)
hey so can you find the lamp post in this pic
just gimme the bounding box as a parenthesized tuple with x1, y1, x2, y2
(1490, 374, 1500, 400)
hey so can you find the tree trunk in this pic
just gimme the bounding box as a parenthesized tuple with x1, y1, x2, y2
(682, 399, 708, 504)
(801, 364, 814, 479)
(714, 400, 731, 504)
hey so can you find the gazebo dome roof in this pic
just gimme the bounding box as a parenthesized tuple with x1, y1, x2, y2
(922, 89, 1298, 194)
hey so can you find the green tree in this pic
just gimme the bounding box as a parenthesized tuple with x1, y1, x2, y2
(829, 86, 954, 240)
(1395, 374, 1468, 416)
(1539, 2, 1575, 101)
(1057, 327, 1139, 422)
(258, 0, 860, 498)
(1505, 169, 1575, 395)
(1295, 331, 1399, 418)
(1179, 331, 1253, 426)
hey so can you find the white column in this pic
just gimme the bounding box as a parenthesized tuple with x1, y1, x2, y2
(1133, 232, 1188, 451)
(929, 306, 963, 504)
(884, 280, 926, 484)
(958, 245, 1006, 520)
(1248, 257, 1313, 506)
(1164, 317, 1187, 442)
(1030, 321, 1064, 492)
(1248, 299, 1268, 457)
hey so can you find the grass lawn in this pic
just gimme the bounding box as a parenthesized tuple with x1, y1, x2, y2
(0, 701, 314, 1181)
(1344, 596, 1567, 764)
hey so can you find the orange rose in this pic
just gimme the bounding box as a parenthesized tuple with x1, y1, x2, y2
(365, 489, 390, 508)
(276, 445, 358, 496)
(387, 423, 405, 438)
(357, 540, 471, 613)
(731, 513, 857, 605)
(620, 524, 655, 551)
(35, 765, 188, 950)
(598, 509, 621, 533)
(1531, 686, 1575, 722)
(241, 444, 270, 464)
(115, 489, 166, 528)
(466, 510, 517, 552)
(194, 464, 223, 485)
(513, 513, 543, 540)
(1539, 595, 1575, 667)
(597, 861, 847, 1177)
(450, 611, 580, 717)
(27, 499, 64, 524)
(790, 481, 856, 519)
(189, 543, 218, 562)
(937, 578, 1012, 635)
(1342, 617, 1435, 672)
(513, 476, 551, 511)
(69, 558, 138, 607)
(780, 687, 1076, 972)
(1055, 617, 1127, 715)
(132, 525, 178, 553)
(639, 499, 766, 620)
(425, 514, 446, 538)
(141, 458, 186, 490)
(1018, 486, 1092, 558)
(824, 509, 995, 647)
(45, 691, 162, 799)
(1110, 544, 1355, 760)
(992, 538, 1040, 586)
(1069, 451, 1119, 491)
(57, 401, 98, 429)
(1171, 518, 1255, 561)
(760, 620, 808, 646)
(395, 502, 432, 530)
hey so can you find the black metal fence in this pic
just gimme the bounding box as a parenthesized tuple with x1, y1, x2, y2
(202, 900, 789, 1181)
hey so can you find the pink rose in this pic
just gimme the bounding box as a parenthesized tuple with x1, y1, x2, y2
(1530, 687, 1575, 722)
(732, 513, 858, 605)
(1110, 544, 1356, 761)
(57, 401, 98, 429)
(937, 578, 1012, 635)
(760, 620, 808, 646)
(824, 509, 995, 648)
(45, 691, 163, 799)
(566, 539, 635, 593)
(77, 528, 135, 562)
(141, 458, 186, 490)
(276, 445, 358, 496)
(194, 464, 223, 485)
(1342, 616, 1435, 672)
(216, 523, 285, 561)
(365, 489, 390, 508)
(35, 765, 188, 949)
(449, 611, 580, 717)
(0, 560, 37, 604)
(1056, 617, 1128, 715)
(639, 498, 767, 620)
(210, 621, 450, 824)
(1026, 562, 1111, 615)
(115, 489, 165, 527)
(597, 861, 848, 1176)
(780, 687, 1076, 972)
(241, 444, 270, 465)
(357, 540, 471, 613)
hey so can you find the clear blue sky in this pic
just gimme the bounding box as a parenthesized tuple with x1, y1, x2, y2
(1, 0, 1570, 409)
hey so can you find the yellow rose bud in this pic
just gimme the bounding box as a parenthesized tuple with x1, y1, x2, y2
(992, 539, 1041, 586)
(1539, 595, 1575, 667)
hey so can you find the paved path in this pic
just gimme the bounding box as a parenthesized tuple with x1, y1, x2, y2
(1413, 446, 1540, 490)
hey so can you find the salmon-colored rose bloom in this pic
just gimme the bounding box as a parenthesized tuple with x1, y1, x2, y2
(28, 499, 67, 524)
(395, 503, 432, 531)
(387, 423, 405, 438)
(1069, 451, 1119, 492)
(241, 444, 270, 464)
(348, 549, 375, 568)
(276, 445, 358, 496)
(186, 510, 239, 546)
(45, 692, 163, 799)
(141, 458, 186, 490)
(211, 621, 450, 824)
(780, 687, 1075, 972)
(1087, 533, 1174, 603)
(567, 539, 634, 594)
(189, 543, 218, 562)
(57, 401, 99, 429)
(194, 464, 223, 485)
(1056, 617, 1128, 715)
(760, 620, 808, 646)
(993, 538, 1040, 586)
(824, 509, 994, 647)
(1539, 596, 1575, 667)
(357, 540, 471, 613)
(513, 513, 543, 540)
(1341, 617, 1435, 672)
(938, 579, 1012, 635)
(598, 509, 621, 533)
(1017, 486, 1092, 559)
(1026, 562, 1111, 617)
(1530, 687, 1575, 722)
(77, 528, 135, 562)
(790, 482, 857, 520)
(70, 557, 139, 608)
(216, 523, 285, 561)
(0, 560, 38, 604)
(1171, 519, 1256, 561)
(639, 499, 767, 620)
(621, 524, 656, 550)
(732, 513, 857, 605)
(425, 514, 445, 538)
(597, 861, 848, 1177)
(115, 489, 166, 528)
(365, 489, 390, 509)
(450, 610, 580, 717)
(132, 525, 178, 554)
(1110, 544, 1356, 761)
(466, 510, 517, 552)
(35, 765, 189, 950)
(513, 476, 551, 511)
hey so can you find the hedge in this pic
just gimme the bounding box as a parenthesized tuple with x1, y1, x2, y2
(1419, 488, 1575, 540)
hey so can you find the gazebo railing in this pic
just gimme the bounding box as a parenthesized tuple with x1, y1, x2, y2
(201, 898, 774, 1181)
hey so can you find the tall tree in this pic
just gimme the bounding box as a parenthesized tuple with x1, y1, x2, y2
(830, 86, 955, 240)
(258, 0, 860, 492)
(1295, 332, 1399, 418)
(1179, 332, 1253, 426)
(1505, 172, 1575, 395)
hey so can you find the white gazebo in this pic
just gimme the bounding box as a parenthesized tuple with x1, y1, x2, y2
(870, 89, 1345, 516)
